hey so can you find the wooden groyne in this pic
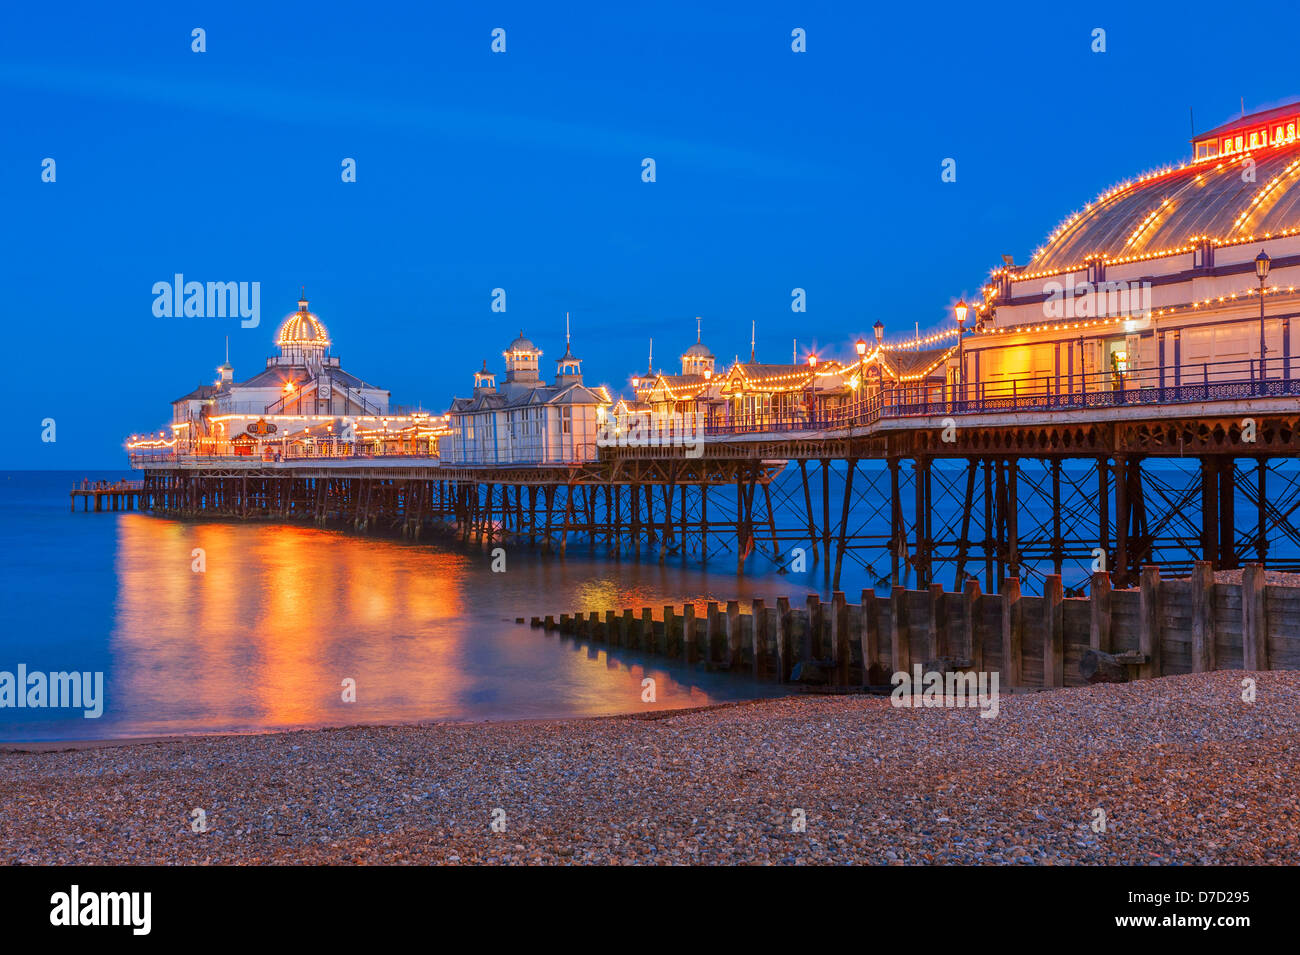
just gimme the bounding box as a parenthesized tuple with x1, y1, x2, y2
(525, 563, 1300, 688)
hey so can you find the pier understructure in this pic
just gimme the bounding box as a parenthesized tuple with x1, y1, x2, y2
(132, 388, 1300, 595)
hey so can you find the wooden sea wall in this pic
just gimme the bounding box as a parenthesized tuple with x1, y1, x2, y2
(528, 562, 1300, 687)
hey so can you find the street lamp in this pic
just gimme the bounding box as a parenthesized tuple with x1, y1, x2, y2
(854, 337, 868, 419)
(954, 299, 969, 402)
(807, 352, 818, 422)
(1256, 250, 1271, 382)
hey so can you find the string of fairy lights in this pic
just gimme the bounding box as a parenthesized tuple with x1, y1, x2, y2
(991, 133, 1300, 287)
(979, 283, 1300, 337)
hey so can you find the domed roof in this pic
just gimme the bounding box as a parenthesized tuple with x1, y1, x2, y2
(505, 330, 540, 355)
(1027, 136, 1300, 274)
(682, 319, 714, 359)
(277, 299, 330, 348)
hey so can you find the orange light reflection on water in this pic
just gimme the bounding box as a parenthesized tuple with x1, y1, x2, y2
(108, 517, 779, 737)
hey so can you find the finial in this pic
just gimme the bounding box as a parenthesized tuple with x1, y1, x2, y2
(566, 311, 571, 345)
(750, 321, 756, 363)
(648, 337, 654, 375)
(696, 316, 701, 343)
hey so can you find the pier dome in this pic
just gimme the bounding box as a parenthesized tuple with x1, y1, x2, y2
(505, 332, 540, 356)
(680, 319, 715, 377)
(1028, 106, 1300, 274)
(277, 299, 330, 348)
(276, 295, 331, 366)
(503, 330, 542, 384)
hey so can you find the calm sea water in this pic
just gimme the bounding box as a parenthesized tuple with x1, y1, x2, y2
(9, 460, 1292, 741)
(0, 471, 803, 743)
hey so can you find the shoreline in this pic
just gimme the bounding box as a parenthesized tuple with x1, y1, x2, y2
(0, 698, 777, 754)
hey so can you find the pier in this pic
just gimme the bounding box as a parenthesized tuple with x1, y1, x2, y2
(70, 479, 146, 513)
(123, 367, 1300, 597)
(114, 106, 1300, 599)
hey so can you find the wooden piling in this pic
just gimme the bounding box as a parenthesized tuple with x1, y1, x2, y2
(1000, 576, 1022, 686)
(683, 604, 697, 663)
(1089, 571, 1112, 653)
(1189, 560, 1215, 672)
(890, 586, 910, 675)
(726, 600, 741, 668)
(1241, 563, 1268, 670)
(1139, 566, 1161, 679)
(927, 583, 946, 662)
(805, 594, 822, 659)
(830, 591, 848, 684)
(705, 602, 719, 665)
(751, 597, 768, 678)
(962, 578, 981, 670)
(775, 597, 791, 682)
(1043, 573, 1064, 687)
(860, 588, 880, 684)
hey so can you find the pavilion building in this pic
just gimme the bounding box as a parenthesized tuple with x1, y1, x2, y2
(962, 102, 1300, 400)
(162, 294, 442, 458)
(445, 328, 611, 465)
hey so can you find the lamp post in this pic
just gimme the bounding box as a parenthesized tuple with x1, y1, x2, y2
(954, 299, 969, 405)
(1256, 250, 1271, 384)
(808, 352, 818, 423)
(855, 337, 867, 419)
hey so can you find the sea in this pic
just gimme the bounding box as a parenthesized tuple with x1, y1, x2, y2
(5, 459, 1294, 742)
(0, 471, 802, 743)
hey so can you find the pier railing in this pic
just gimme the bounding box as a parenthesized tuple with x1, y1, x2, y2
(128, 359, 1299, 465)
(129, 435, 438, 466)
(880, 357, 1299, 419)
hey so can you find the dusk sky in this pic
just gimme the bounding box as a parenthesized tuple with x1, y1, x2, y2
(4, 1, 1297, 467)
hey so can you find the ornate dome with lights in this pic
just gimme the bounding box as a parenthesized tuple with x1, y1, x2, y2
(276, 294, 331, 360)
(1025, 102, 1300, 275)
(965, 102, 1300, 399)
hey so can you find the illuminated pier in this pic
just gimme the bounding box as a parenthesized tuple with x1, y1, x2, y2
(123, 105, 1300, 594)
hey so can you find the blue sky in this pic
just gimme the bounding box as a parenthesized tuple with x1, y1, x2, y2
(4, 1, 1298, 467)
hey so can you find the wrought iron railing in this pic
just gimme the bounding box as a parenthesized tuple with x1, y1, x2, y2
(879, 358, 1299, 418)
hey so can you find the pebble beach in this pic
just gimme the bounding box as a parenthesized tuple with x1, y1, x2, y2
(2, 670, 1298, 865)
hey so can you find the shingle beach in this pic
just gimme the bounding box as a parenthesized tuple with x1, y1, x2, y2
(2, 671, 1297, 865)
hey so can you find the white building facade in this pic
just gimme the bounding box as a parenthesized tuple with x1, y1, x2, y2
(446, 331, 610, 465)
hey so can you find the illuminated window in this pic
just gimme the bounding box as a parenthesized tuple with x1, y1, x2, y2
(561, 407, 572, 435)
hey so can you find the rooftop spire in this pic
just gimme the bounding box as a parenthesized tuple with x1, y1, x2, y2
(696, 316, 701, 343)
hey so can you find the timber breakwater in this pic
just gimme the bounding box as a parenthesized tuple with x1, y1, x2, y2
(527, 563, 1300, 688)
